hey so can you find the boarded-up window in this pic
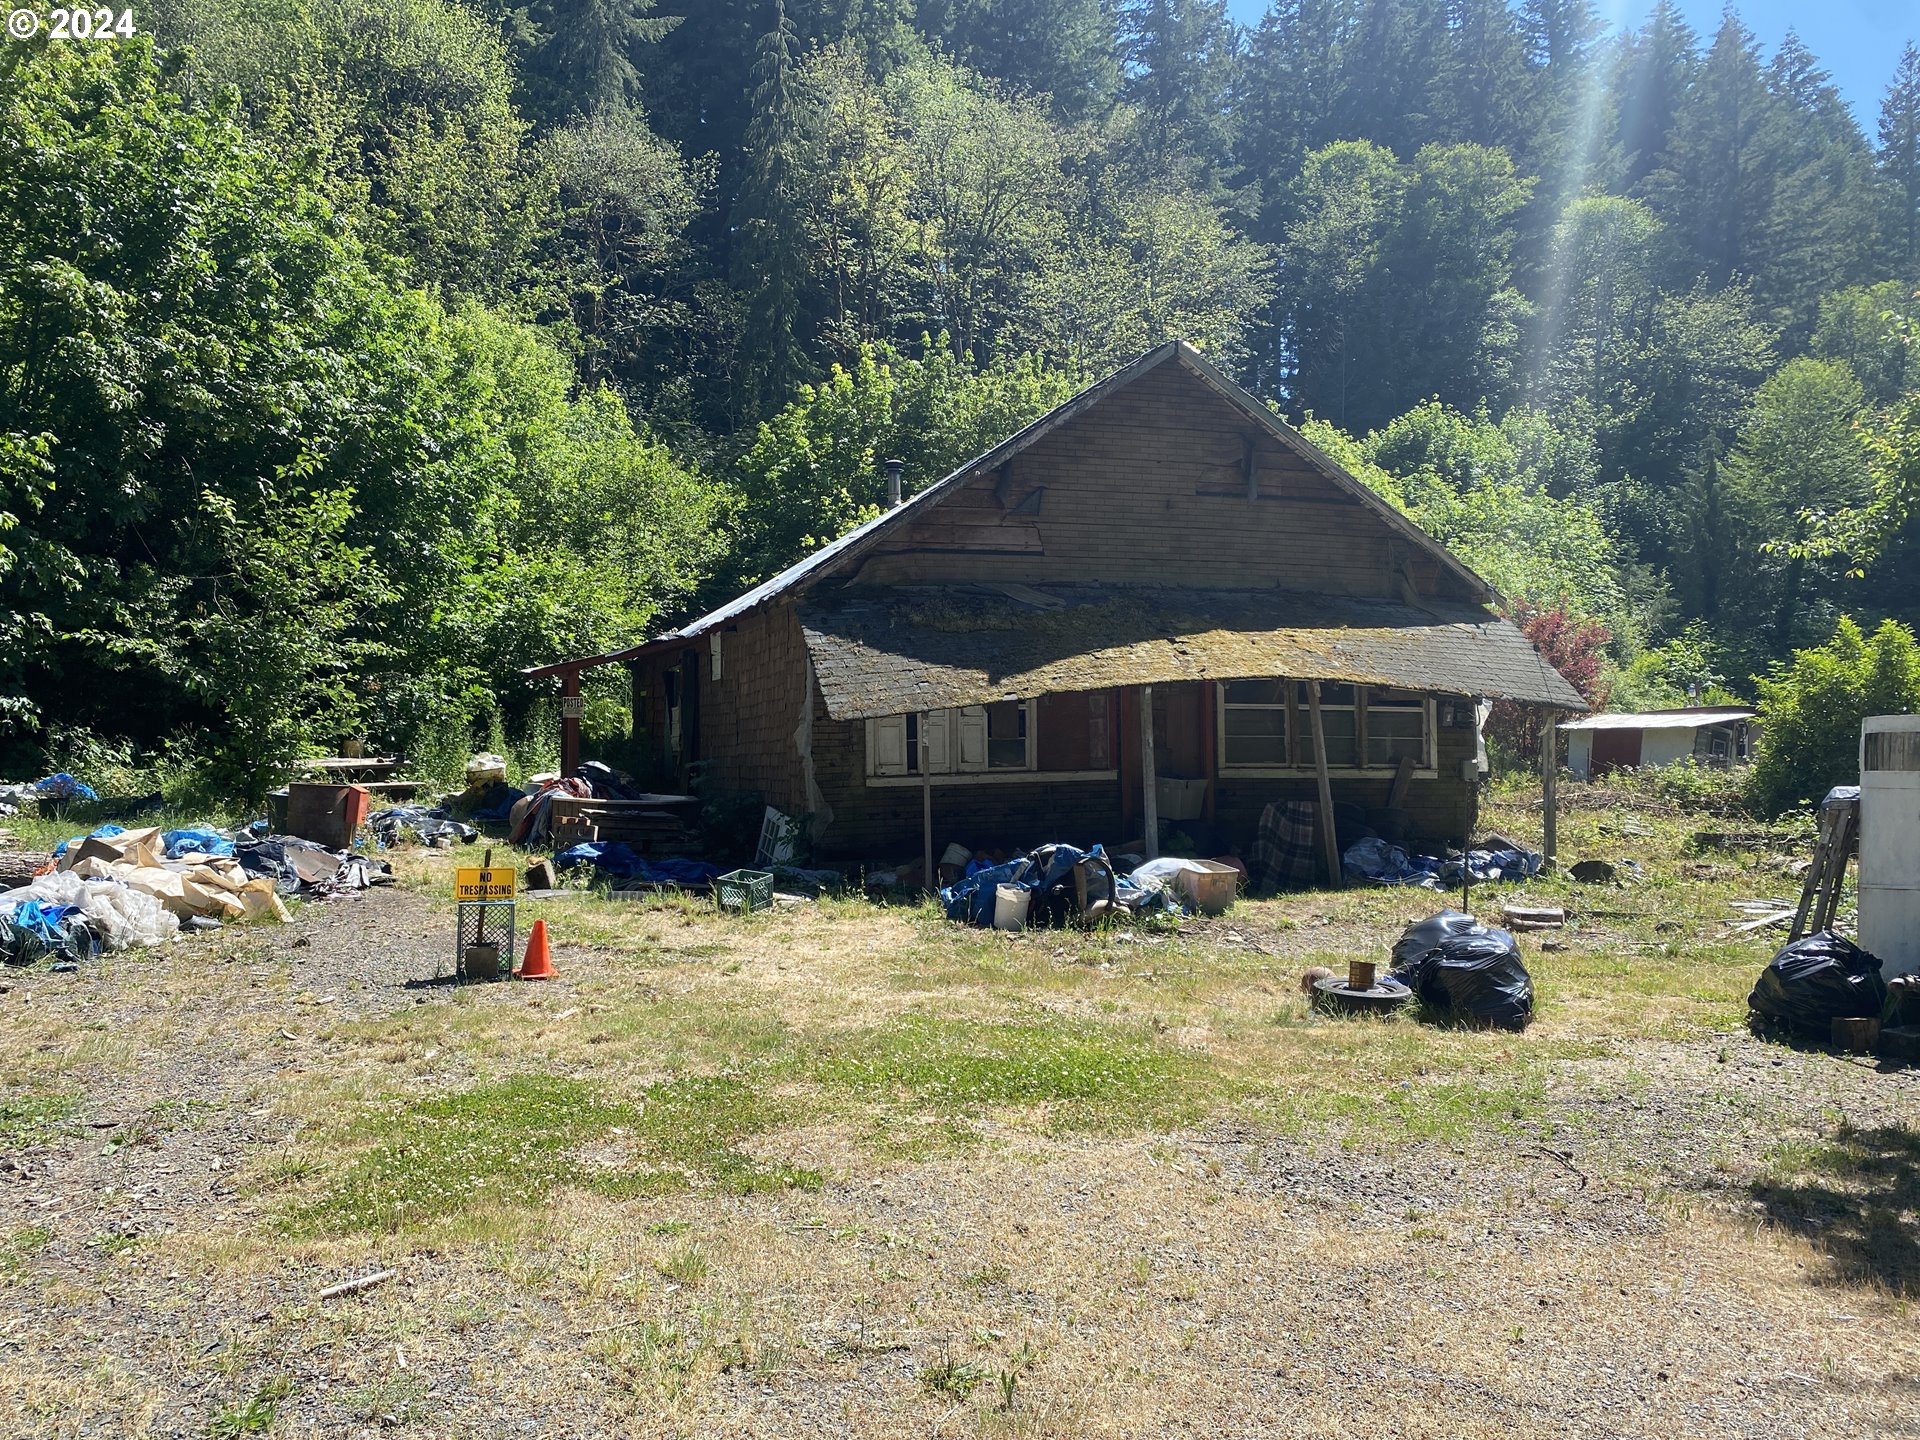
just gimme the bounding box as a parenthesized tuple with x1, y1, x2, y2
(870, 714, 909, 776)
(1035, 693, 1114, 772)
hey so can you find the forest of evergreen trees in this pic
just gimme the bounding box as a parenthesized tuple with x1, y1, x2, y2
(3, 0, 1919, 791)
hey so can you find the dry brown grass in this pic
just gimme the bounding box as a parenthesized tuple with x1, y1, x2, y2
(0, 782, 1915, 1437)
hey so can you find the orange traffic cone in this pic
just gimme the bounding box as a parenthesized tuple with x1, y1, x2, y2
(517, 919, 556, 980)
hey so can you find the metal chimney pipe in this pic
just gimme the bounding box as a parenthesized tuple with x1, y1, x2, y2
(885, 458, 905, 509)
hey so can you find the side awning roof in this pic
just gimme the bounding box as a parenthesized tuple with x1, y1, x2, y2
(799, 586, 1588, 722)
(1558, 708, 1755, 732)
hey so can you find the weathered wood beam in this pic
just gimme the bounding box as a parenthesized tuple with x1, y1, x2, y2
(1539, 708, 1559, 866)
(1140, 686, 1159, 860)
(1306, 680, 1342, 889)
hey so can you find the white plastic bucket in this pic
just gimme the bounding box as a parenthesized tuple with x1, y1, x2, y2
(993, 883, 1031, 931)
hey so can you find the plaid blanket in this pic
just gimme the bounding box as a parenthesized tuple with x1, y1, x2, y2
(1250, 799, 1320, 893)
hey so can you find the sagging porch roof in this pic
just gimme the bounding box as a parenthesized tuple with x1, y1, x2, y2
(800, 585, 1589, 722)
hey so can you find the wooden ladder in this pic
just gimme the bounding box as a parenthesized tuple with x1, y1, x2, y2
(1789, 796, 1858, 942)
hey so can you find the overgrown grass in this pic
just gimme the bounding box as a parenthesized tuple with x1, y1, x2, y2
(811, 1009, 1230, 1133)
(282, 1070, 817, 1235)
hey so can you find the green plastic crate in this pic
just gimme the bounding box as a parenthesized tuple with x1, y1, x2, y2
(714, 867, 774, 913)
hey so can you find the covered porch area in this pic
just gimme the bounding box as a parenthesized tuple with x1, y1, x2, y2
(800, 584, 1586, 881)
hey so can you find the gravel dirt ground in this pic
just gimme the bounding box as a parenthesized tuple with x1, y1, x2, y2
(2, 787, 1917, 1438)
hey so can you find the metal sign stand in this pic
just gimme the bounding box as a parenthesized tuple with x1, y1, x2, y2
(451, 848, 517, 981)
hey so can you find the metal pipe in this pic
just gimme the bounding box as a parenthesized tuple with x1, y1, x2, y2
(885, 458, 905, 509)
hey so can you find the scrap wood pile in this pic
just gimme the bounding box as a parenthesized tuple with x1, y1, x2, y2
(0, 823, 391, 966)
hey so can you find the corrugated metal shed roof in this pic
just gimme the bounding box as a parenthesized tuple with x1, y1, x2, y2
(800, 585, 1587, 721)
(1558, 708, 1756, 732)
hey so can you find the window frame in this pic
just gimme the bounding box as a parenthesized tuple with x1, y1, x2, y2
(1216, 681, 1437, 779)
(866, 701, 1042, 784)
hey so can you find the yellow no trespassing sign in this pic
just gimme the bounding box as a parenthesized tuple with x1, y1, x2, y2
(454, 867, 516, 901)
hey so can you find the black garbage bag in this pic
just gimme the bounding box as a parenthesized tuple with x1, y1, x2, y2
(1748, 931, 1886, 1036)
(1389, 910, 1534, 1030)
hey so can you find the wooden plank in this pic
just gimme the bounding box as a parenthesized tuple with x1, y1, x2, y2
(1540, 709, 1558, 865)
(1789, 805, 1834, 941)
(902, 523, 1045, 550)
(1201, 682, 1217, 823)
(1502, 905, 1565, 930)
(1306, 681, 1342, 889)
(1387, 754, 1416, 810)
(1141, 686, 1159, 860)
(921, 719, 933, 896)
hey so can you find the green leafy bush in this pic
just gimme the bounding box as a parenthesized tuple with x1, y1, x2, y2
(1747, 616, 1920, 814)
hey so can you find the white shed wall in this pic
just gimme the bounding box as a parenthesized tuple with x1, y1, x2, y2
(1639, 728, 1697, 768)
(1566, 730, 1594, 782)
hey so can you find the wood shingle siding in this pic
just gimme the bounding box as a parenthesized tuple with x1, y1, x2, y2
(858, 364, 1397, 592)
(540, 341, 1580, 867)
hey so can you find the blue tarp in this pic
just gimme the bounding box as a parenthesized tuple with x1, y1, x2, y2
(940, 844, 1176, 926)
(551, 843, 725, 887)
(471, 785, 526, 823)
(52, 824, 125, 858)
(1343, 838, 1543, 889)
(161, 828, 236, 859)
(0, 900, 100, 966)
(33, 773, 98, 803)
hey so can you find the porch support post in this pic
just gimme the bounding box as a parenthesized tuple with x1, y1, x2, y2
(1140, 685, 1159, 859)
(1306, 680, 1342, 889)
(560, 667, 582, 777)
(1540, 707, 1559, 867)
(1200, 681, 1217, 823)
(921, 716, 935, 896)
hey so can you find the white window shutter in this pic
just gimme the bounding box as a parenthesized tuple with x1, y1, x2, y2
(709, 631, 723, 682)
(870, 716, 907, 776)
(922, 709, 951, 773)
(956, 706, 988, 771)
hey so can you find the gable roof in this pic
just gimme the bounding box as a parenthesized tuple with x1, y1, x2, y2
(526, 341, 1496, 678)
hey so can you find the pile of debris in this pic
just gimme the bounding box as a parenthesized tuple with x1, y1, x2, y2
(938, 843, 1238, 929)
(1342, 835, 1544, 889)
(1308, 910, 1537, 1030)
(0, 823, 391, 964)
(0, 773, 101, 816)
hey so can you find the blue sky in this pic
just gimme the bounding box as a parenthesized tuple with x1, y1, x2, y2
(1222, 0, 1917, 128)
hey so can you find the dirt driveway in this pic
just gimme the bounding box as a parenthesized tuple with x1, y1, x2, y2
(1, 859, 1917, 1438)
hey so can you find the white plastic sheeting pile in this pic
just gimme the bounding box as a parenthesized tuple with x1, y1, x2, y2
(0, 869, 178, 949)
(2, 824, 293, 953)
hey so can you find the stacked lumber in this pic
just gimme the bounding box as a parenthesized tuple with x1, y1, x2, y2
(547, 795, 697, 854)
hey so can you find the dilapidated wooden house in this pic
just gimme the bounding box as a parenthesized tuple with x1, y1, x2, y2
(533, 342, 1585, 874)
